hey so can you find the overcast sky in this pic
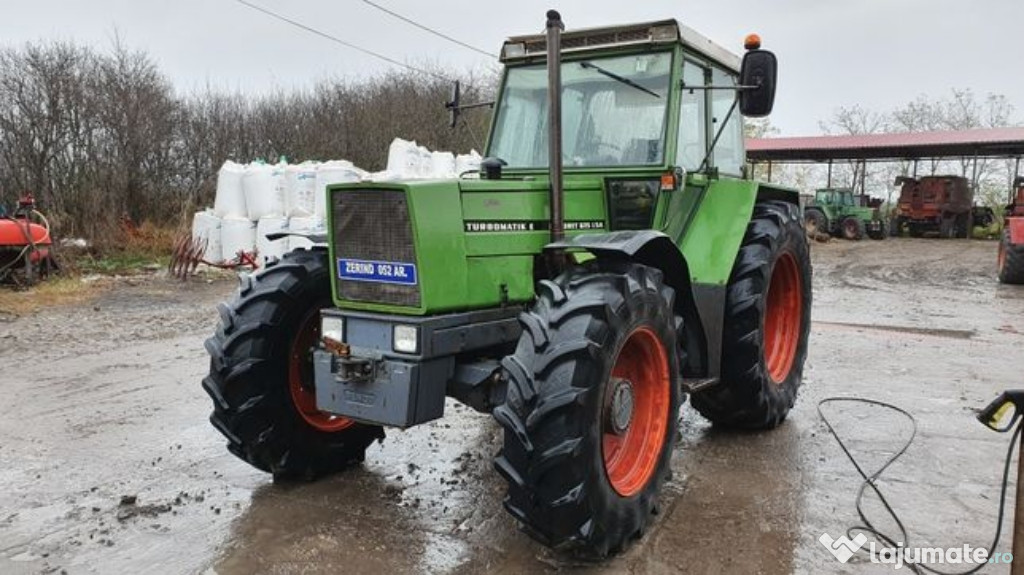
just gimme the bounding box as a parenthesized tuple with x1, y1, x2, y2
(1, 0, 1022, 136)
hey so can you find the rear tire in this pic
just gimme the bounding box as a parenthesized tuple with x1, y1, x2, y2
(692, 201, 811, 429)
(804, 209, 827, 236)
(841, 217, 865, 240)
(494, 262, 681, 556)
(203, 248, 383, 479)
(998, 229, 1024, 284)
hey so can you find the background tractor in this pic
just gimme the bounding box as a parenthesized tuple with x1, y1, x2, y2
(890, 175, 973, 238)
(803, 187, 885, 240)
(203, 13, 811, 556)
(998, 176, 1024, 283)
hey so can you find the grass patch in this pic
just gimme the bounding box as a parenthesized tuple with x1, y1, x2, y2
(67, 221, 178, 275)
(0, 276, 105, 317)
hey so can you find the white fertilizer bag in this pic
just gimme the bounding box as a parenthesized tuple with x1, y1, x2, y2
(213, 161, 246, 219)
(256, 215, 289, 263)
(220, 216, 256, 261)
(430, 151, 456, 179)
(243, 162, 286, 220)
(314, 161, 362, 219)
(287, 216, 322, 251)
(286, 162, 319, 217)
(455, 150, 482, 175)
(191, 210, 222, 264)
(386, 138, 424, 178)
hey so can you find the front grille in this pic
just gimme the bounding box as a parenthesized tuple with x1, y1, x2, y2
(332, 189, 421, 307)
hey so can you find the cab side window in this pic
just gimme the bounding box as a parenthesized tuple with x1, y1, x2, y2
(710, 66, 744, 175)
(677, 61, 707, 171)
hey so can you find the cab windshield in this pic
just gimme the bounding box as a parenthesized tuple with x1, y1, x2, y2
(488, 52, 673, 169)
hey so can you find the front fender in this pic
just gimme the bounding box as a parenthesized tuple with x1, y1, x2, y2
(546, 231, 712, 378)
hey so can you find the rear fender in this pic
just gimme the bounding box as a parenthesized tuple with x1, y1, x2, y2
(546, 231, 710, 378)
(755, 183, 801, 207)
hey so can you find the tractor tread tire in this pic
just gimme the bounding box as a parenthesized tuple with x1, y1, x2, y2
(804, 209, 828, 236)
(691, 200, 811, 429)
(841, 217, 866, 240)
(494, 261, 682, 557)
(998, 229, 1024, 284)
(203, 248, 383, 479)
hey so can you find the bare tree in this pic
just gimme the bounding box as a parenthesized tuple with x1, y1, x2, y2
(0, 38, 497, 243)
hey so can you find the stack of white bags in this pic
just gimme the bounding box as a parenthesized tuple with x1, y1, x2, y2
(191, 139, 482, 264)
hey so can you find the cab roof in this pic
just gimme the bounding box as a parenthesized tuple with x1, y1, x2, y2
(500, 19, 741, 73)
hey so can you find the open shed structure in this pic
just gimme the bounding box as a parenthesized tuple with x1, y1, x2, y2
(746, 127, 1024, 199)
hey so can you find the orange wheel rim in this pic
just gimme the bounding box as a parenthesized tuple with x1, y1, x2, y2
(289, 308, 354, 433)
(602, 327, 671, 498)
(764, 252, 803, 384)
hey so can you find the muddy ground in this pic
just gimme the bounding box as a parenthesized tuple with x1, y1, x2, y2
(1, 238, 1023, 574)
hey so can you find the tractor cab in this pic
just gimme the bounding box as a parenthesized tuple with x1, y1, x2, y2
(485, 20, 774, 179)
(814, 188, 855, 208)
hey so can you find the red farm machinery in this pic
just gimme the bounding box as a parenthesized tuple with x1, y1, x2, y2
(998, 176, 1024, 284)
(0, 194, 56, 285)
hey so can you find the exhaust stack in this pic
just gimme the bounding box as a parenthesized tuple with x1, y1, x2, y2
(545, 10, 565, 242)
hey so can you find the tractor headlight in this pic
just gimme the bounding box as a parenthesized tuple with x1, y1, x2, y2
(321, 316, 344, 343)
(393, 324, 419, 354)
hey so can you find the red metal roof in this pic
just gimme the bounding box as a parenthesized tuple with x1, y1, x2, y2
(746, 127, 1024, 162)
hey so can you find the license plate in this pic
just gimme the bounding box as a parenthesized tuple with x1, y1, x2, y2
(337, 258, 418, 285)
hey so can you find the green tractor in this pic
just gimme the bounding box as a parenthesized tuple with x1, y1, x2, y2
(803, 187, 886, 240)
(203, 12, 811, 556)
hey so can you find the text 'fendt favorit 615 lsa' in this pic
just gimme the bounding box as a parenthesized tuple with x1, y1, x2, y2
(203, 11, 812, 556)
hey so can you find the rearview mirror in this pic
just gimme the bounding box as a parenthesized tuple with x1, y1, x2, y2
(739, 49, 777, 117)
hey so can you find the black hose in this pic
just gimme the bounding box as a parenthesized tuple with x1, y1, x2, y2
(818, 397, 1020, 575)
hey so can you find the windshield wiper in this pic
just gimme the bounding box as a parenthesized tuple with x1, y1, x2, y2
(579, 61, 660, 99)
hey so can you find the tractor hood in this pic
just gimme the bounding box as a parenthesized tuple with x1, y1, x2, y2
(325, 175, 617, 315)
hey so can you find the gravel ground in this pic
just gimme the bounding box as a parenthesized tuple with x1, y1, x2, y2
(1, 238, 1022, 574)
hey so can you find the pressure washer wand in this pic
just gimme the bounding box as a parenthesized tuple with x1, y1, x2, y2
(977, 390, 1024, 573)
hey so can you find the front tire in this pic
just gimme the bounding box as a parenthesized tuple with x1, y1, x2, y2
(203, 249, 383, 479)
(692, 201, 812, 429)
(494, 262, 681, 556)
(841, 217, 865, 240)
(804, 209, 827, 236)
